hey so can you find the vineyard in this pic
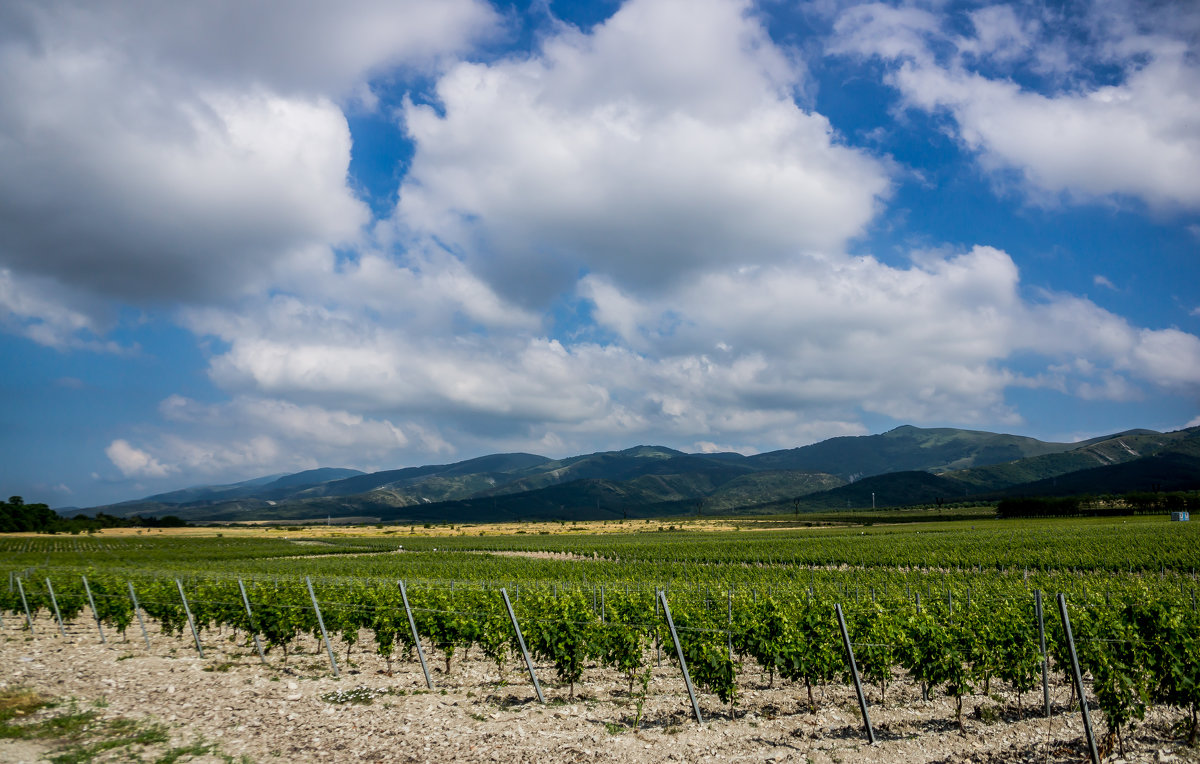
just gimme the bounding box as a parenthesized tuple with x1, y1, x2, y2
(2, 516, 1199, 762)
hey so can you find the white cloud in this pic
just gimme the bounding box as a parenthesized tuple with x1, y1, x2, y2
(1075, 373, 1141, 402)
(158, 435, 284, 477)
(585, 245, 1200, 414)
(1, 0, 499, 99)
(161, 395, 408, 451)
(0, 269, 129, 352)
(833, 1, 1200, 209)
(119, 394, 434, 480)
(830, 4, 940, 63)
(106, 440, 174, 478)
(583, 246, 1025, 424)
(1125, 328, 1200, 388)
(0, 0, 499, 309)
(170, 238, 1199, 470)
(1093, 274, 1117, 290)
(956, 6, 1038, 64)
(26, 0, 1193, 497)
(393, 0, 891, 303)
(0, 67, 368, 302)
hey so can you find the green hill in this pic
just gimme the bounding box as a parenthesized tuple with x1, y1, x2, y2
(780, 427, 1200, 513)
(782, 471, 969, 511)
(79, 425, 1199, 523)
(746, 425, 1077, 479)
(483, 449, 748, 497)
(990, 432, 1200, 498)
(300, 453, 552, 498)
(948, 429, 1189, 491)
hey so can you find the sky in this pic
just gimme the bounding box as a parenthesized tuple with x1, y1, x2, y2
(1, 0, 1198, 508)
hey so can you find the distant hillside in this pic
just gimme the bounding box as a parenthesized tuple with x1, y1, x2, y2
(702, 470, 845, 512)
(80, 424, 1198, 523)
(138, 473, 287, 505)
(991, 432, 1200, 498)
(261, 468, 366, 491)
(781, 427, 1200, 511)
(948, 430, 1187, 491)
(779, 471, 968, 511)
(746, 425, 1077, 479)
(299, 453, 552, 499)
(374, 467, 845, 524)
(482, 448, 747, 497)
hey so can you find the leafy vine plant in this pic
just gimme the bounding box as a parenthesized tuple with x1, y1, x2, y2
(2, 556, 1198, 746)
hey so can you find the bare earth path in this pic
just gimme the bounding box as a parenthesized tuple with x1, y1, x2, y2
(1, 615, 1196, 763)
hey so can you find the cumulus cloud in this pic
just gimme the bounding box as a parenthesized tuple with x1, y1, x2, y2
(393, 0, 891, 303)
(106, 440, 173, 478)
(161, 395, 408, 452)
(0, 64, 367, 303)
(0, 0, 499, 100)
(0, 269, 130, 352)
(173, 241, 1199, 470)
(584, 245, 1200, 415)
(0, 0, 498, 308)
(6, 0, 1194, 500)
(832, 0, 1200, 209)
(109, 395, 435, 482)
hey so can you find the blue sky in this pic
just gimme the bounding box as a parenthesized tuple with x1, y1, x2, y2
(1, 0, 1197, 508)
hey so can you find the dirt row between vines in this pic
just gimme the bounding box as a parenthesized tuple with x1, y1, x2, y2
(1, 615, 1196, 764)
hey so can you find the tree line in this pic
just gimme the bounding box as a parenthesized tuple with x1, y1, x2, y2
(997, 491, 1199, 519)
(0, 496, 186, 533)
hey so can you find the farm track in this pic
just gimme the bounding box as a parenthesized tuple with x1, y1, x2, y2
(2, 614, 1197, 763)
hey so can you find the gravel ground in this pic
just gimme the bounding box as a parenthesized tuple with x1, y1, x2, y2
(1, 614, 1197, 763)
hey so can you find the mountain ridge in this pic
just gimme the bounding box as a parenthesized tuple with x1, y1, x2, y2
(78, 424, 1200, 522)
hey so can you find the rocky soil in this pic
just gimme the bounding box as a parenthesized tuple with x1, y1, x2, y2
(1, 614, 1197, 763)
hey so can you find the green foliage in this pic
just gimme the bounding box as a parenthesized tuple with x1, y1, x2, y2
(0, 497, 57, 533)
(1141, 599, 1200, 745)
(414, 589, 479, 674)
(852, 603, 905, 704)
(664, 594, 738, 708)
(524, 590, 594, 697)
(902, 610, 972, 725)
(590, 591, 652, 695)
(741, 597, 790, 687)
(997, 496, 1082, 518)
(990, 600, 1042, 711)
(5, 514, 1200, 744)
(1075, 595, 1153, 755)
(248, 581, 307, 662)
(0, 496, 186, 534)
(474, 598, 515, 681)
(778, 600, 841, 713)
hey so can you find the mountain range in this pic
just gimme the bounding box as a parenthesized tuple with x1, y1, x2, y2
(82, 424, 1200, 523)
